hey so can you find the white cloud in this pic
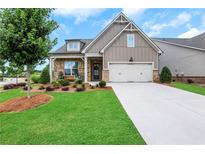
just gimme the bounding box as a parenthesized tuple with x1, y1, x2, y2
(54, 8, 105, 24)
(145, 11, 192, 37)
(122, 8, 146, 20)
(178, 28, 201, 38)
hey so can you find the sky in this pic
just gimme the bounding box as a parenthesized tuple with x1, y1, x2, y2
(36, 8, 205, 70)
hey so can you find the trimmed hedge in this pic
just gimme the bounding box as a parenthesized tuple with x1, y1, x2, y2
(58, 79, 69, 86)
(99, 80, 106, 88)
(31, 74, 40, 83)
(160, 66, 172, 83)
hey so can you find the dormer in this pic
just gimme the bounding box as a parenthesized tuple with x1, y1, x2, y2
(66, 39, 84, 52)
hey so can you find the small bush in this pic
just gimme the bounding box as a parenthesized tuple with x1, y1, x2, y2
(40, 66, 50, 84)
(160, 66, 172, 83)
(187, 79, 194, 84)
(99, 80, 106, 88)
(45, 86, 55, 91)
(58, 71, 64, 79)
(82, 83, 86, 89)
(16, 82, 26, 87)
(72, 84, 77, 88)
(38, 85, 45, 90)
(23, 86, 32, 91)
(52, 81, 61, 89)
(58, 79, 69, 86)
(3, 84, 17, 90)
(90, 85, 95, 89)
(31, 75, 40, 83)
(75, 79, 83, 84)
(61, 87, 69, 91)
(96, 84, 99, 87)
(172, 79, 176, 82)
(76, 87, 85, 92)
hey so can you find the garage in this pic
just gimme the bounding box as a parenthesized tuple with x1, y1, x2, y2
(109, 62, 153, 82)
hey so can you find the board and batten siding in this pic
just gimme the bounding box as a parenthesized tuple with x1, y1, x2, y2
(155, 41, 205, 76)
(87, 23, 128, 53)
(103, 31, 158, 69)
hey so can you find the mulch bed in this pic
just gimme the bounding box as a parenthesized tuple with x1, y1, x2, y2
(0, 94, 53, 113)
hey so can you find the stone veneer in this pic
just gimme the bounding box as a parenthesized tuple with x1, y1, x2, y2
(153, 70, 160, 82)
(53, 58, 84, 81)
(102, 70, 109, 82)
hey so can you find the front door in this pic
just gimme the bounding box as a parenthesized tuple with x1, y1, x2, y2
(92, 63, 102, 81)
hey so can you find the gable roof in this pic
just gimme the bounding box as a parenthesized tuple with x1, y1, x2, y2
(51, 39, 93, 54)
(153, 32, 205, 50)
(99, 21, 163, 54)
(81, 12, 130, 54)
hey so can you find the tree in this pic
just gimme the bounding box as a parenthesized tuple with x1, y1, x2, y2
(0, 9, 58, 98)
(6, 62, 24, 84)
(160, 66, 172, 83)
(0, 55, 6, 81)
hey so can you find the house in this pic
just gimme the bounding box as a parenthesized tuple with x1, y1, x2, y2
(153, 33, 205, 83)
(49, 12, 162, 83)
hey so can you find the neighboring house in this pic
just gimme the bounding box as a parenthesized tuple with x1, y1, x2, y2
(49, 13, 162, 83)
(153, 33, 205, 83)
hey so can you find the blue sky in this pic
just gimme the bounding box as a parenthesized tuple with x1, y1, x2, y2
(36, 8, 205, 70)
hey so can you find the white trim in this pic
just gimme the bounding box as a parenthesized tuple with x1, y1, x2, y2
(84, 56, 88, 83)
(127, 34, 135, 47)
(85, 53, 103, 57)
(100, 23, 131, 53)
(131, 22, 163, 54)
(153, 39, 205, 51)
(81, 12, 130, 54)
(67, 41, 80, 51)
(49, 58, 52, 83)
(50, 55, 83, 59)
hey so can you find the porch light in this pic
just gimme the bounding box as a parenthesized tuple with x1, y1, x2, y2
(129, 57, 134, 62)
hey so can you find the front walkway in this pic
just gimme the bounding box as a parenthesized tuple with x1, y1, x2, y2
(111, 83, 205, 144)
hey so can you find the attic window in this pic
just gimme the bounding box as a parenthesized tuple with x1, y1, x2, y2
(67, 42, 80, 51)
(127, 34, 135, 47)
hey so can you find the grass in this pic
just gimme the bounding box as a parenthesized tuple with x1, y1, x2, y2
(172, 82, 205, 96)
(0, 89, 145, 145)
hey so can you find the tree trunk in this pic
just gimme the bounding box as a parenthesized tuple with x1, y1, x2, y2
(26, 65, 31, 99)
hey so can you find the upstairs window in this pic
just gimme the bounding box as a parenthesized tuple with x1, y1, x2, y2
(67, 42, 80, 51)
(127, 34, 135, 47)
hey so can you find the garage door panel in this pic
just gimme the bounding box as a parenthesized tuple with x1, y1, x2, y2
(109, 63, 153, 82)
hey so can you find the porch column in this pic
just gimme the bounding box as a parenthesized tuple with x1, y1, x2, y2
(84, 56, 88, 83)
(49, 58, 53, 83)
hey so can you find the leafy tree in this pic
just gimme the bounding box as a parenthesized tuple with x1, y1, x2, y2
(160, 66, 172, 83)
(0, 9, 58, 98)
(6, 62, 24, 84)
(0, 54, 6, 81)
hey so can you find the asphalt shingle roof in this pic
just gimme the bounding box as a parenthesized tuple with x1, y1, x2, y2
(153, 32, 205, 49)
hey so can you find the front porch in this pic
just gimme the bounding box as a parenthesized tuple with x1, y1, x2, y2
(49, 56, 103, 82)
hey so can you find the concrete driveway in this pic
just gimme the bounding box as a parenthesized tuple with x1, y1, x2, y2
(110, 83, 205, 145)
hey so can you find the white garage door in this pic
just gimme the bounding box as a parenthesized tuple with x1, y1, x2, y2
(109, 63, 153, 82)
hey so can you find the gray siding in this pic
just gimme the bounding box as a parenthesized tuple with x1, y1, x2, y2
(104, 31, 158, 69)
(155, 41, 205, 76)
(87, 23, 127, 53)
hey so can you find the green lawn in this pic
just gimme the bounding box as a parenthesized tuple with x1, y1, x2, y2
(0, 89, 145, 145)
(172, 82, 205, 96)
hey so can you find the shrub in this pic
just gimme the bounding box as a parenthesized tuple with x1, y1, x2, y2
(99, 80, 106, 88)
(75, 79, 83, 84)
(96, 83, 99, 87)
(38, 85, 45, 90)
(61, 87, 69, 91)
(90, 85, 95, 89)
(40, 66, 50, 84)
(58, 71, 64, 79)
(45, 86, 55, 91)
(16, 82, 26, 87)
(160, 66, 172, 83)
(76, 87, 85, 92)
(23, 86, 32, 91)
(31, 74, 40, 83)
(52, 81, 61, 89)
(3, 84, 17, 90)
(187, 79, 194, 84)
(72, 84, 77, 88)
(82, 83, 86, 89)
(58, 79, 69, 86)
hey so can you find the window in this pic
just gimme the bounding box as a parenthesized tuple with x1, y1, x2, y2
(64, 61, 79, 77)
(127, 34, 135, 47)
(67, 42, 80, 51)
